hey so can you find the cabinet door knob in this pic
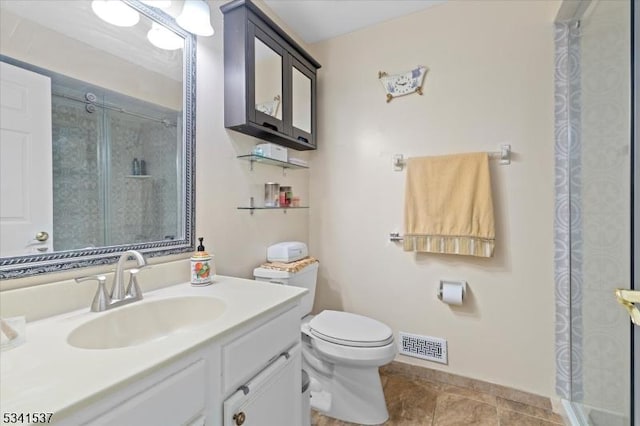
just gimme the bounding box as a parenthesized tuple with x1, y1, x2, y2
(233, 412, 246, 425)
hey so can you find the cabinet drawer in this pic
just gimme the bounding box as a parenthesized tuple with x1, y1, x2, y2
(88, 360, 206, 426)
(222, 306, 299, 394)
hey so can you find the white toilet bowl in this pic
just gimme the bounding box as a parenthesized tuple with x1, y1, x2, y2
(301, 311, 396, 425)
(254, 243, 397, 425)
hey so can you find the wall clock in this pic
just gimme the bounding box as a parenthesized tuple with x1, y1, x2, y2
(378, 66, 427, 103)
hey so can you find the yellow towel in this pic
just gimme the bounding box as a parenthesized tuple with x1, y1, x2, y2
(260, 256, 319, 273)
(403, 152, 495, 257)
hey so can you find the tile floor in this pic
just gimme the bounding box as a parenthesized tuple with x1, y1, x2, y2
(312, 368, 565, 426)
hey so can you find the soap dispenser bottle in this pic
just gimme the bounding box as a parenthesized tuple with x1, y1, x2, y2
(191, 237, 214, 286)
(132, 158, 141, 176)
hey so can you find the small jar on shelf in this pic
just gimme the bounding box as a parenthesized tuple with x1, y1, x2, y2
(279, 186, 292, 207)
(264, 182, 280, 207)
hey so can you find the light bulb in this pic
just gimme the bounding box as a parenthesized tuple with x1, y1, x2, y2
(176, 0, 214, 37)
(91, 0, 140, 27)
(147, 22, 183, 50)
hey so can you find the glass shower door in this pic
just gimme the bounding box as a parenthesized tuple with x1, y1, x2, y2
(634, 3, 639, 424)
(51, 85, 105, 251)
(104, 92, 181, 246)
(568, 0, 633, 424)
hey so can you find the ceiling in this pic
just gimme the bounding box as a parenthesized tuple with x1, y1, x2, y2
(262, 0, 446, 44)
(1, 0, 183, 81)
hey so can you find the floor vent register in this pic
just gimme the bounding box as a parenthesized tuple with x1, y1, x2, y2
(399, 332, 448, 364)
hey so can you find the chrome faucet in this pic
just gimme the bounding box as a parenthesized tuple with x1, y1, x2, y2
(112, 250, 147, 300)
(75, 250, 148, 312)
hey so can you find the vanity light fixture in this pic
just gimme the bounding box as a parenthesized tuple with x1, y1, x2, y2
(140, 0, 172, 8)
(91, 0, 140, 27)
(147, 22, 183, 50)
(176, 0, 214, 36)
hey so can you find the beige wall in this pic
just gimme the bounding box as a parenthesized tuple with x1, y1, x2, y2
(308, 0, 559, 398)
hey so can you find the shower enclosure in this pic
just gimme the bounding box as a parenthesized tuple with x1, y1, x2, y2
(554, 0, 636, 425)
(50, 70, 182, 251)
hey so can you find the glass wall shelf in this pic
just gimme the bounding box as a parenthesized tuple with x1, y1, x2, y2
(237, 206, 309, 215)
(237, 154, 309, 171)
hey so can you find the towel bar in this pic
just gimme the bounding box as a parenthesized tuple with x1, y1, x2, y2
(393, 144, 511, 171)
(389, 233, 404, 242)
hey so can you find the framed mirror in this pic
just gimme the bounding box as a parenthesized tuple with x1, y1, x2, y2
(0, 0, 195, 279)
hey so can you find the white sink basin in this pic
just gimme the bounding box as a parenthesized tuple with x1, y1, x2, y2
(67, 296, 227, 350)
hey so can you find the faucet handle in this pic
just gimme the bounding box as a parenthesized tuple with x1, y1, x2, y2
(125, 267, 147, 301)
(75, 274, 107, 284)
(75, 275, 110, 312)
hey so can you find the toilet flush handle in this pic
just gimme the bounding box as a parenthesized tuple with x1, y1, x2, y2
(233, 412, 246, 425)
(301, 322, 312, 336)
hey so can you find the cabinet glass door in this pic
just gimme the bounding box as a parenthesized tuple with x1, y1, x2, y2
(291, 58, 314, 146)
(292, 66, 311, 133)
(253, 31, 284, 132)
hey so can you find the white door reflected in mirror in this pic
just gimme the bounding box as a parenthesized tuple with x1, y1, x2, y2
(0, 62, 53, 257)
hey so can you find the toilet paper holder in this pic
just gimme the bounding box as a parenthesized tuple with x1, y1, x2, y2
(438, 280, 466, 303)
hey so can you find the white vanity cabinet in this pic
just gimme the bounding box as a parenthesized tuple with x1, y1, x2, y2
(54, 303, 301, 426)
(221, 304, 301, 426)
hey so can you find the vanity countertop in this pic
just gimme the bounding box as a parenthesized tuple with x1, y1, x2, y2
(0, 275, 305, 423)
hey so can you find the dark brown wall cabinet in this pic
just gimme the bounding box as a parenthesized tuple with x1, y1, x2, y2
(221, 0, 321, 151)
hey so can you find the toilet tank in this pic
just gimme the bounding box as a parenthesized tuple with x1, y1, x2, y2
(253, 262, 318, 317)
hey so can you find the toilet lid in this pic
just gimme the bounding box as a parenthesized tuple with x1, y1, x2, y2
(309, 310, 394, 348)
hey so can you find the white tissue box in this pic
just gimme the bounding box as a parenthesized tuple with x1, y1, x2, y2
(267, 241, 308, 263)
(253, 143, 287, 162)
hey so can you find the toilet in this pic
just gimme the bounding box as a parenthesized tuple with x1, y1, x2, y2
(254, 242, 397, 425)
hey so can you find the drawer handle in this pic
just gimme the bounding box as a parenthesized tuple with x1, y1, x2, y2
(233, 412, 246, 425)
(297, 136, 309, 143)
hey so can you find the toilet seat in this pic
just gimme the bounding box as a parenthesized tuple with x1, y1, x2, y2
(309, 310, 394, 348)
(308, 334, 397, 367)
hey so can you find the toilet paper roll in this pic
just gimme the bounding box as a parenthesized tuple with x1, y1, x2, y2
(440, 281, 464, 305)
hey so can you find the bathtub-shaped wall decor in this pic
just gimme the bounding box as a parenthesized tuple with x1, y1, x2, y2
(378, 66, 428, 103)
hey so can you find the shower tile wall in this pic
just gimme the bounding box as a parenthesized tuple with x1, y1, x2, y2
(579, 0, 630, 418)
(52, 97, 103, 251)
(138, 120, 179, 241)
(109, 113, 179, 245)
(52, 94, 179, 251)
